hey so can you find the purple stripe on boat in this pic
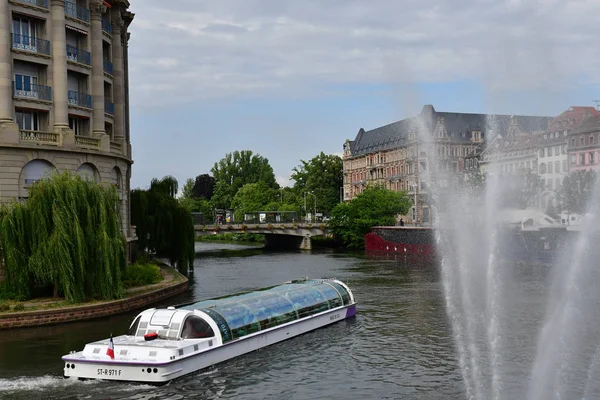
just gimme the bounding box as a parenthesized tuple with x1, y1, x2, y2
(345, 304, 356, 318)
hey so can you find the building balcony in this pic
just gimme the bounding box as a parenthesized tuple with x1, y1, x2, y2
(13, 0, 48, 8)
(103, 59, 113, 75)
(65, 2, 90, 23)
(20, 130, 59, 146)
(75, 135, 100, 149)
(11, 34, 50, 56)
(102, 18, 112, 34)
(68, 90, 92, 108)
(13, 82, 52, 102)
(66, 44, 91, 65)
(105, 100, 114, 115)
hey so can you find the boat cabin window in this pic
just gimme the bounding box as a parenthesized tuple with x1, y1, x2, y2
(128, 315, 141, 336)
(181, 316, 215, 339)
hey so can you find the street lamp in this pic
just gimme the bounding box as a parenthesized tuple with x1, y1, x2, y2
(304, 191, 317, 222)
(307, 191, 317, 222)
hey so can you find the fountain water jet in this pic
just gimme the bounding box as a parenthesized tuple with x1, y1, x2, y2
(412, 108, 600, 399)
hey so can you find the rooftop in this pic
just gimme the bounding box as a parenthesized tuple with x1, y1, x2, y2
(348, 105, 552, 157)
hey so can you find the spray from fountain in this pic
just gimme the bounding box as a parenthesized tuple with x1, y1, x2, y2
(414, 108, 600, 399)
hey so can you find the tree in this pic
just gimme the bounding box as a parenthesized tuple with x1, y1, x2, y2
(150, 175, 178, 198)
(0, 171, 125, 302)
(192, 174, 215, 200)
(131, 176, 195, 272)
(329, 185, 412, 248)
(211, 150, 278, 209)
(231, 182, 279, 222)
(556, 170, 597, 214)
(181, 178, 194, 199)
(291, 152, 343, 215)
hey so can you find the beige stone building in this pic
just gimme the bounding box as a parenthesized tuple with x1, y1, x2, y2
(0, 0, 135, 243)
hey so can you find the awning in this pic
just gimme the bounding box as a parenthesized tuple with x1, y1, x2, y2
(66, 25, 88, 35)
(103, 1, 111, 8)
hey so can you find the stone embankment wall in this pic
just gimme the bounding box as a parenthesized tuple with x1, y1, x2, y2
(0, 279, 188, 330)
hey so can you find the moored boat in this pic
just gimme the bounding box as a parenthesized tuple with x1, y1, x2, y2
(62, 278, 356, 383)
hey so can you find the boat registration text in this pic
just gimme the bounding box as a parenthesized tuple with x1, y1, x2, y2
(97, 368, 122, 376)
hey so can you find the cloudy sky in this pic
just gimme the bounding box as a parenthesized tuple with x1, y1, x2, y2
(126, 0, 600, 190)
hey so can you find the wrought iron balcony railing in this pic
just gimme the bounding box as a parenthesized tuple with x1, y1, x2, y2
(65, 2, 90, 22)
(68, 90, 92, 108)
(103, 59, 113, 75)
(13, 82, 52, 101)
(66, 44, 91, 65)
(11, 34, 50, 55)
(105, 100, 114, 115)
(14, 0, 48, 8)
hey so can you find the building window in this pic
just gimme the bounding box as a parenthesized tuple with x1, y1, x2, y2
(14, 73, 38, 96)
(555, 146, 560, 156)
(563, 160, 567, 171)
(548, 163, 553, 174)
(539, 148, 545, 157)
(12, 17, 37, 51)
(15, 110, 39, 131)
(540, 163, 546, 174)
(580, 154, 585, 165)
(590, 152, 595, 165)
(555, 161, 560, 173)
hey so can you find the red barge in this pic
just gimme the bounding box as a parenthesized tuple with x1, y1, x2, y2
(365, 225, 578, 263)
(365, 226, 436, 256)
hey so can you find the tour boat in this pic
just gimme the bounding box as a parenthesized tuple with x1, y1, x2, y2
(62, 278, 357, 383)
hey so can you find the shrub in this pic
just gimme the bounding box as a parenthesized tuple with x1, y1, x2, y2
(12, 304, 25, 311)
(0, 303, 9, 312)
(122, 263, 162, 288)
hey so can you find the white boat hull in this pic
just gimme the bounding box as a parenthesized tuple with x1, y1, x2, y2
(63, 303, 356, 383)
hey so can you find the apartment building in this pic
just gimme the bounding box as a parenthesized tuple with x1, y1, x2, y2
(567, 115, 600, 173)
(0, 0, 135, 242)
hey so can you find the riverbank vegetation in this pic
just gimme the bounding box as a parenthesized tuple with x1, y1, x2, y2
(0, 171, 126, 302)
(122, 260, 162, 288)
(179, 151, 343, 224)
(131, 176, 195, 272)
(329, 185, 412, 249)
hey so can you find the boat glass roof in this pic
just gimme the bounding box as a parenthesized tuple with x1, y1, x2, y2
(181, 281, 350, 342)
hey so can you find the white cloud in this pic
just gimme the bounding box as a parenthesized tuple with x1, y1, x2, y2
(276, 175, 292, 188)
(127, 0, 600, 108)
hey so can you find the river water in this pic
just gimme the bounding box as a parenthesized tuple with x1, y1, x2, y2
(0, 242, 550, 399)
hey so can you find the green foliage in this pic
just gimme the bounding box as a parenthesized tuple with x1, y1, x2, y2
(0, 303, 9, 312)
(12, 303, 24, 311)
(192, 174, 215, 200)
(122, 262, 162, 288)
(291, 152, 343, 215)
(180, 197, 213, 223)
(150, 175, 178, 198)
(556, 170, 597, 214)
(211, 150, 278, 209)
(0, 171, 126, 302)
(329, 185, 412, 248)
(231, 182, 278, 222)
(131, 176, 195, 272)
(181, 178, 195, 199)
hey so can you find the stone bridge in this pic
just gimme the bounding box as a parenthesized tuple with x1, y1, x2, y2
(194, 223, 331, 250)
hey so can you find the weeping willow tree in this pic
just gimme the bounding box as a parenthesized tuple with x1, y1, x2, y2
(0, 171, 126, 302)
(131, 176, 195, 272)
